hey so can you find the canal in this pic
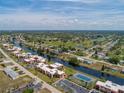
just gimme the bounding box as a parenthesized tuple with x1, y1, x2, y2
(13, 40, 124, 85)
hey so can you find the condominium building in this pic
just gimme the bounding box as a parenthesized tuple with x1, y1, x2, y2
(96, 81, 124, 93)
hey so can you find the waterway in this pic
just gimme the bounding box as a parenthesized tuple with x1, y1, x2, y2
(12, 40, 124, 85)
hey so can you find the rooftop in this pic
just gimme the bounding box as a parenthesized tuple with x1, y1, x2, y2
(96, 81, 124, 92)
(4, 67, 19, 80)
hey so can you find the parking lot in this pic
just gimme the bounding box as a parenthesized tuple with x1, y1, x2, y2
(54, 79, 89, 93)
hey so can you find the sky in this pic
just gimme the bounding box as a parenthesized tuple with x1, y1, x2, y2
(0, 0, 124, 30)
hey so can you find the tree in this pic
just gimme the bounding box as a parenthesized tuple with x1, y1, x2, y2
(37, 47, 44, 56)
(61, 47, 68, 52)
(115, 50, 121, 55)
(108, 56, 119, 64)
(47, 54, 51, 61)
(68, 57, 80, 66)
(101, 65, 105, 71)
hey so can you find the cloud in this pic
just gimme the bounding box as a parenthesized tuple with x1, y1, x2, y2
(0, 10, 124, 30)
(45, 0, 101, 3)
(0, 0, 124, 30)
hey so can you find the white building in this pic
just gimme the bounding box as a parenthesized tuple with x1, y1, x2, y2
(36, 63, 65, 78)
(50, 63, 63, 69)
(4, 67, 19, 80)
(96, 81, 124, 93)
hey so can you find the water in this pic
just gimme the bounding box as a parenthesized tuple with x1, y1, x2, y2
(12, 40, 124, 85)
(74, 73, 92, 82)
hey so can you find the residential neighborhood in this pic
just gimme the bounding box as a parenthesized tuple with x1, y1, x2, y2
(0, 31, 124, 93)
(1, 0, 124, 92)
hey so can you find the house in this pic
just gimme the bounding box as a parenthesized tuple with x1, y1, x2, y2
(36, 63, 45, 68)
(7, 48, 16, 51)
(50, 63, 63, 69)
(120, 60, 124, 65)
(105, 65, 122, 72)
(36, 63, 65, 78)
(77, 57, 84, 62)
(38, 57, 46, 63)
(83, 59, 93, 64)
(4, 67, 19, 80)
(121, 69, 124, 74)
(23, 58, 32, 63)
(104, 56, 110, 60)
(96, 81, 124, 93)
(12, 47, 22, 51)
(56, 70, 65, 78)
(23, 55, 46, 63)
(97, 52, 106, 59)
(31, 55, 46, 63)
(16, 53, 25, 58)
(12, 50, 20, 55)
(3, 43, 10, 47)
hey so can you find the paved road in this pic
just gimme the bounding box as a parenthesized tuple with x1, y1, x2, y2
(0, 48, 61, 93)
(66, 53, 124, 69)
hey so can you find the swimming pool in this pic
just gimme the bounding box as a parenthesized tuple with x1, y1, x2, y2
(74, 73, 93, 82)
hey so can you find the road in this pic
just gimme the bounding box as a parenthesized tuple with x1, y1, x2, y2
(0, 48, 61, 93)
(66, 53, 124, 69)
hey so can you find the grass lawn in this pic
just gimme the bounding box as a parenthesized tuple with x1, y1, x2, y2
(23, 88, 34, 93)
(0, 71, 32, 93)
(64, 67, 76, 76)
(46, 41, 76, 48)
(80, 61, 124, 78)
(46, 41, 63, 47)
(103, 69, 124, 78)
(19, 62, 29, 67)
(28, 68, 59, 84)
(40, 88, 52, 93)
(80, 62, 104, 71)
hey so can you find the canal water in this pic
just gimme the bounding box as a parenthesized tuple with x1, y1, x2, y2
(12, 40, 124, 85)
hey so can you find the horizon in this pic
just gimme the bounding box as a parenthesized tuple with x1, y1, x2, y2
(0, 30, 124, 32)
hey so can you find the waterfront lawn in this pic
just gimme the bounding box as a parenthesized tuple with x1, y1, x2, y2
(64, 67, 76, 76)
(80, 61, 124, 78)
(0, 71, 32, 93)
(103, 69, 124, 78)
(28, 68, 59, 84)
(80, 62, 103, 71)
